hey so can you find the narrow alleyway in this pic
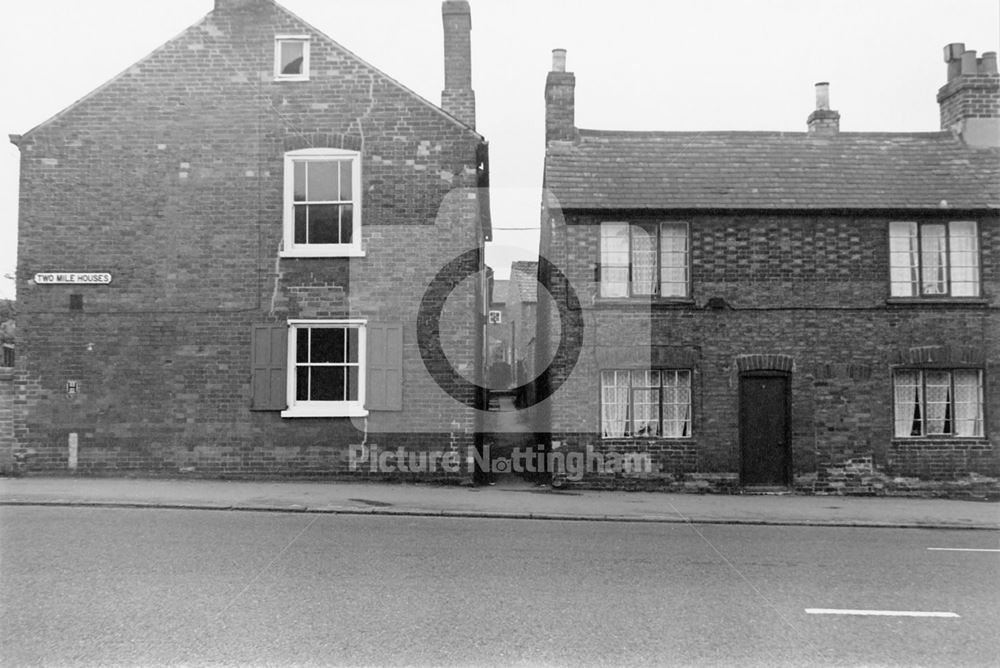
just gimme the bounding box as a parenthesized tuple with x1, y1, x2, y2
(480, 393, 544, 486)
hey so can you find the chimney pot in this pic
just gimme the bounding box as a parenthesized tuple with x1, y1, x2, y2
(814, 82, 830, 110)
(552, 49, 567, 73)
(981, 52, 998, 75)
(960, 50, 978, 75)
(441, 0, 475, 128)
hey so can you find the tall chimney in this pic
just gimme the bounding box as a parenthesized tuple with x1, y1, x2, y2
(441, 0, 476, 128)
(938, 43, 1000, 147)
(807, 82, 840, 135)
(546, 49, 576, 143)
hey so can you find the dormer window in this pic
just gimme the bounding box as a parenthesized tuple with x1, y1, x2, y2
(275, 36, 310, 80)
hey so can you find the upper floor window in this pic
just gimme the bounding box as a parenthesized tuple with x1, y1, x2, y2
(275, 36, 310, 80)
(893, 369, 984, 438)
(282, 148, 362, 257)
(600, 222, 689, 299)
(889, 221, 980, 297)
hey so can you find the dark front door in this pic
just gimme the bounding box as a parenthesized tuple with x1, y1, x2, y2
(739, 373, 791, 485)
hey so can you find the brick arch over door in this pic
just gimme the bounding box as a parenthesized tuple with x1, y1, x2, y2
(735, 354, 795, 374)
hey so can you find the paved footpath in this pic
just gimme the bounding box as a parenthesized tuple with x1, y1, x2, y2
(1, 477, 998, 529)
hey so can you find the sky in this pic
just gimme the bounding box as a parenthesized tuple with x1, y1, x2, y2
(1, 0, 998, 300)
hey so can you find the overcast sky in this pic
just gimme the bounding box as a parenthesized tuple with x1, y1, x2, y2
(2, 0, 998, 299)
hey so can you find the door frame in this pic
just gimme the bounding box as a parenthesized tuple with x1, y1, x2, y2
(738, 370, 792, 486)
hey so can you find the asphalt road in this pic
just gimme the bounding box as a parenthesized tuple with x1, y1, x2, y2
(1, 507, 997, 667)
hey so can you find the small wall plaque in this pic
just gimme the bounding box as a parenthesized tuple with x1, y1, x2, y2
(34, 273, 112, 285)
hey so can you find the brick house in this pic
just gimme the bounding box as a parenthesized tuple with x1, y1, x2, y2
(537, 45, 999, 491)
(10, 0, 490, 478)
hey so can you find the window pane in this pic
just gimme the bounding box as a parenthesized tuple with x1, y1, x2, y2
(311, 367, 345, 401)
(600, 223, 629, 298)
(296, 328, 309, 363)
(310, 328, 344, 363)
(307, 161, 338, 202)
(924, 370, 951, 435)
(280, 41, 304, 74)
(339, 160, 353, 201)
(631, 226, 657, 296)
(920, 224, 948, 295)
(663, 370, 691, 438)
(296, 365, 310, 400)
(308, 204, 340, 244)
(601, 370, 629, 438)
(953, 370, 983, 437)
(294, 205, 308, 244)
(660, 224, 689, 297)
(949, 221, 980, 297)
(346, 366, 359, 401)
(346, 327, 359, 363)
(293, 161, 306, 202)
(889, 222, 918, 297)
(632, 388, 660, 437)
(339, 204, 354, 244)
(893, 370, 921, 437)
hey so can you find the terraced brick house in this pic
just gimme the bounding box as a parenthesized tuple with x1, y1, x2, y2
(537, 45, 999, 492)
(10, 0, 490, 478)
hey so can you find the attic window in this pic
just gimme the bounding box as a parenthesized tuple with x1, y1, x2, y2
(275, 36, 309, 80)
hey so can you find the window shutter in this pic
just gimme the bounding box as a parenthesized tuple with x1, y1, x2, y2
(367, 322, 403, 411)
(251, 324, 288, 410)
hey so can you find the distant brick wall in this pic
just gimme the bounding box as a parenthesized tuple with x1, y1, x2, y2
(0, 367, 12, 473)
(537, 211, 1000, 488)
(13, 2, 485, 478)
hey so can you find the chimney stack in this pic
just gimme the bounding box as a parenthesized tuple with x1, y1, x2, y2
(545, 49, 576, 143)
(938, 42, 1000, 147)
(214, 0, 260, 10)
(807, 82, 840, 135)
(441, 0, 476, 129)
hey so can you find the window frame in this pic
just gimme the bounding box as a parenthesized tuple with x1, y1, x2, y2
(888, 220, 981, 298)
(891, 367, 985, 439)
(274, 35, 310, 81)
(598, 221, 691, 300)
(281, 148, 364, 258)
(599, 368, 693, 439)
(488, 310, 502, 324)
(282, 319, 368, 418)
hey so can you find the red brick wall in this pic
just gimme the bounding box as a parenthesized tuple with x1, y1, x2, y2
(14, 1, 485, 477)
(538, 211, 1000, 488)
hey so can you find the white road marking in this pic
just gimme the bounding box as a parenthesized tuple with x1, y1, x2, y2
(805, 609, 960, 618)
(927, 547, 1000, 553)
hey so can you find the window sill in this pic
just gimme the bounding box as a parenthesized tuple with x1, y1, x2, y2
(280, 248, 366, 259)
(594, 298, 696, 310)
(886, 298, 989, 308)
(281, 407, 369, 419)
(891, 438, 990, 445)
(274, 75, 310, 82)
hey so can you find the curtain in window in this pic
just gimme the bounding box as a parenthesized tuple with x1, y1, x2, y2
(630, 370, 660, 436)
(660, 223, 688, 297)
(920, 224, 948, 295)
(888, 222, 919, 297)
(662, 370, 691, 438)
(601, 370, 629, 438)
(600, 223, 629, 298)
(893, 370, 921, 437)
(953, 370, 983, 437)
(923, 370, 951, 435)
(631, 227, 657, 295)
(949, 221, 980, 297)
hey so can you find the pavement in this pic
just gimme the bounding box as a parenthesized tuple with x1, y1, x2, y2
(1, 476, 998, 529)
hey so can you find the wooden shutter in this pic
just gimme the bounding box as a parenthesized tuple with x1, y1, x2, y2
(251, 324, 288, 410)
(367, 322, 403, 411)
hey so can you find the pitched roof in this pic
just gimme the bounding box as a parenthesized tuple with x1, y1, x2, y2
(509, 261, 538, 304)
(17, 0, 482, 142)
(491, 279, 509, 305)
(544, 130, 1000, 210)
